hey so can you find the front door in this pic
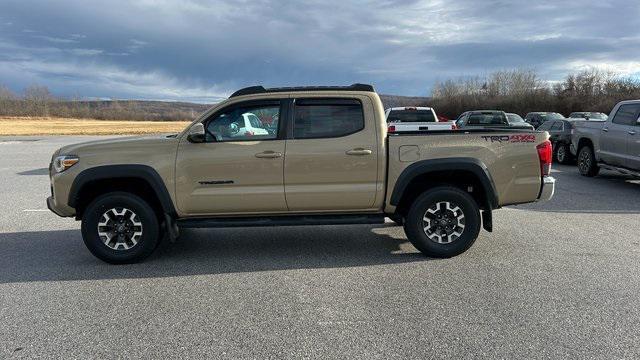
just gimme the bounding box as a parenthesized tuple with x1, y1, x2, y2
(284, 97, 379, 211)
(625, 107, 640, 170)
(176, 100, 288, 215)
(600, 103, 640, 167)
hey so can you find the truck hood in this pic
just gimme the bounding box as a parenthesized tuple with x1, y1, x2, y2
(56, 134, 178, 156)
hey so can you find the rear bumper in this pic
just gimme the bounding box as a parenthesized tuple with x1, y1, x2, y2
(537, 176, 556, 202)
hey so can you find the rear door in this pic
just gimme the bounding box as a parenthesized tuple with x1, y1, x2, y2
(600, 103, 640, 167)
(283, 97, 379, 211)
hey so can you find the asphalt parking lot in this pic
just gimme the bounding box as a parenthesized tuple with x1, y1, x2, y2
(1, 136, 639, 359)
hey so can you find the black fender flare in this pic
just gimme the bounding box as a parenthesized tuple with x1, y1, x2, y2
(389, 157, 499, 210)
(68, 164, 176, 216)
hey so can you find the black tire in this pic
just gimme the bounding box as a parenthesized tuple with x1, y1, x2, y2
(387, 215, 404, 226)
(577, 145, 600, 177)
(403, 186, 481, 258)
(81, 192, 160, 264)
(554, 143, 573, 164)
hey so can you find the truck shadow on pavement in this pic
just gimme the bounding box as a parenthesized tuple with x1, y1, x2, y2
(17, 167, 49, 176)
(0, 225, 428, 284)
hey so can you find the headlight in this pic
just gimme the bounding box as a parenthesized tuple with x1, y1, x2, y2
(53, 155, 79, 173)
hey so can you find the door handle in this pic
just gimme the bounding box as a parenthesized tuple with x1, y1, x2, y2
(346, 148, 373, 156)
(255, 151, 283, 159)
(602, 127, 608, 132)
(629, 130, 637, 135)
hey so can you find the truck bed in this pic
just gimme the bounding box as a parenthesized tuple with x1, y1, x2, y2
(384, 129, 549, 212)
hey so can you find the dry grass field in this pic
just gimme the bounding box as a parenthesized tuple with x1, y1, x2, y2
(0, 117, 191, 135)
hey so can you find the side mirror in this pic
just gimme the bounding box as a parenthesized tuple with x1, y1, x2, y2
(187, 123, 205, 143)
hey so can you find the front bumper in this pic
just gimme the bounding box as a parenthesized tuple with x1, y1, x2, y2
(537, 176, 556, 202)
(47, 165, 77, 218)
(47, 196, 65, 217)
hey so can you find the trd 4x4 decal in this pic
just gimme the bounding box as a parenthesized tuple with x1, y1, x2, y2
(482, 134, 536, 143)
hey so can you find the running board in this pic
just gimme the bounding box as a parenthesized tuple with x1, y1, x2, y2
(178, 214, 386, 228)
(599, 164, 640, 177)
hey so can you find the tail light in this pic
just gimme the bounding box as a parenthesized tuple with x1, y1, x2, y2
(536, 140, 552, 176)
(388, 125, 396, 133)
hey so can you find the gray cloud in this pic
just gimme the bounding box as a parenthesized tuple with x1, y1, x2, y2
(0, 0, 638, 101)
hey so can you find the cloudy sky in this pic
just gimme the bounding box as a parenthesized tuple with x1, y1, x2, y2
(0, 0, 639, 102)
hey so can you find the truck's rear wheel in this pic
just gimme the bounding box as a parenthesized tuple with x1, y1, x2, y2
(555, 143, 572, 164)
(404, 187, 481, 258)
(81, 192, 160, 264)
(578, 146, 600, 177)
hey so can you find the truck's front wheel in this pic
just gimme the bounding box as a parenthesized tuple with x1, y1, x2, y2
(81, 192, 160, 264)
(404, 187, 481, 258)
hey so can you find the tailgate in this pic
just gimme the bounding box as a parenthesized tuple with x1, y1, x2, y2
(389, 123, 454, 133)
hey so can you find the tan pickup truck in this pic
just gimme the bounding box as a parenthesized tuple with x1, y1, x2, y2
(47, 84, 555, 264)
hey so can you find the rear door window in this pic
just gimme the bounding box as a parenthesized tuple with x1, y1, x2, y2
(292, 98, 364, 139)
(611, 104, 640, 126)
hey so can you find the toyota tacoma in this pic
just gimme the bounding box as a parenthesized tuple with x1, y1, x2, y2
(47, 84, 555, 264)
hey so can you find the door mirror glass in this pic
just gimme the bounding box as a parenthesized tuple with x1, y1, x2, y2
(187, 123, 206, 143)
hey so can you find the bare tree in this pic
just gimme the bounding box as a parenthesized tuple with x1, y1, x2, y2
(23, 85, 54, 117)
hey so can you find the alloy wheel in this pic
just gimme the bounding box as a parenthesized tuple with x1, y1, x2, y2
(579, 149, 591, 173)
(97, 207, 143, 250)
(557, 146, 566, 163)
(422, 201, 466, 244)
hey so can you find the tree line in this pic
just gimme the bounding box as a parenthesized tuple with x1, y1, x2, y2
(1, 68, 639, 121)
(428, 68, 640, 119)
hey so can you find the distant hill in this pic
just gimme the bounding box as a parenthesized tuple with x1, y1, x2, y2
(0, 95, 430, 121)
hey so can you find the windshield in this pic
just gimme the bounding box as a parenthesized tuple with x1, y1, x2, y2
(468, 112, 508, 125)
(589, 113, 608, 120)
(507, 114, 525, 123)
(569, 112, 607, 120)
(546, 113, 565, 120)
(387, 109, 436, 123)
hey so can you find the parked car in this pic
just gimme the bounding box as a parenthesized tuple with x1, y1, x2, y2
(537, 119, 577, 164)
(47, 84, 554, 264)
(571, 100, 640, 177)
(506, 113, 535, 130)
(455, 110, 511, 129)
(569, 112, 608, 121)
(385, 107, 455, 132)
(524, 112, 566, 128)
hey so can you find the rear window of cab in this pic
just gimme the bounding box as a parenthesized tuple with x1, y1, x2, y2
(387, 110, 436, 123)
